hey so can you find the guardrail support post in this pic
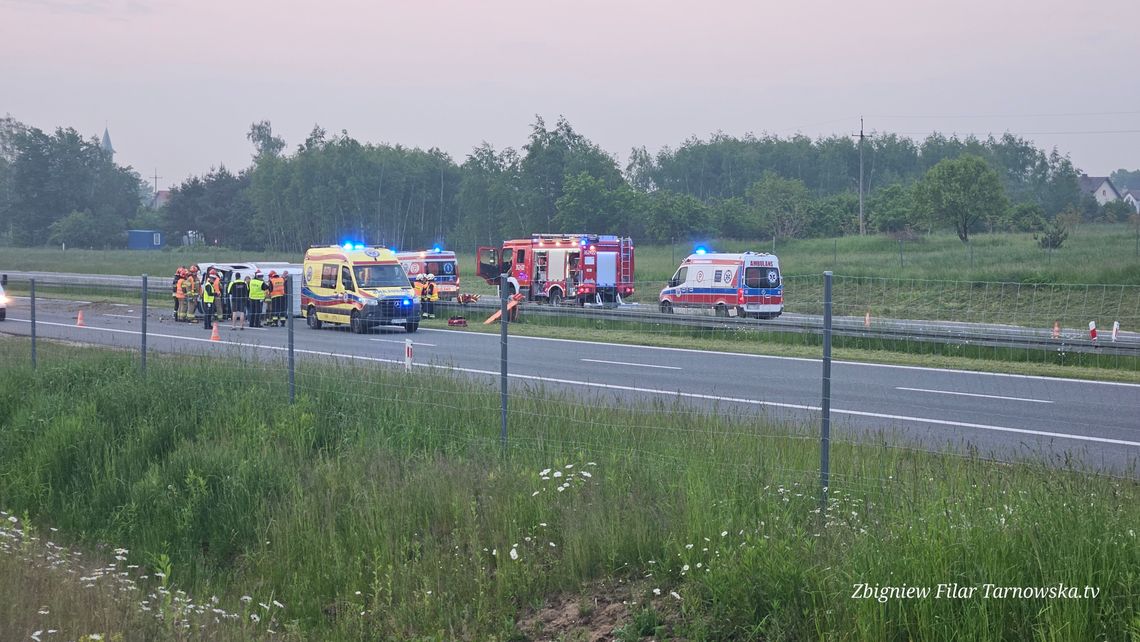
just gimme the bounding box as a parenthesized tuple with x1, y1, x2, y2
(141, 274, 148, 377)
(500, 273, 509, 450)
(820, 271, 833, 513)
(30, 278, 37, 369)
(287, 275, 295, 404)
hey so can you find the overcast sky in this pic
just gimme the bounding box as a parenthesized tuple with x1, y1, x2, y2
(3, 0, 1137, 188)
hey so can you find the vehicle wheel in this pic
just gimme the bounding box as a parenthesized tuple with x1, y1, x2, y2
(0, 308, 5, 321)
(349, 310, 364, 334)
(548, 289, 563, 306)
(715, 303, 728, 317)
(405, 322, 419, 333)
(659, 300, 673, 314)
(306, 306, 322, 329)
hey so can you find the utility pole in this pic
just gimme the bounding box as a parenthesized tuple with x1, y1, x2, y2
(857, 118, 866, 236)
(151, 169, 162, 207)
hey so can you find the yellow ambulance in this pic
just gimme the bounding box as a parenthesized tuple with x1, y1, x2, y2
(301, 244, 421, 333)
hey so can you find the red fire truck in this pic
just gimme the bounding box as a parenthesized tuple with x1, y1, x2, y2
(477, 234, 635, 305)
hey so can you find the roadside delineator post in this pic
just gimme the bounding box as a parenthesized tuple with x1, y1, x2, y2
(1112, 321, 1120, 342)
(864, 309, 871, 328)
(404, 338, 413, 371)
(1088, 321, 1097, 343)
(76, 309, 85, 327)
(1052, 320, 1060, 339)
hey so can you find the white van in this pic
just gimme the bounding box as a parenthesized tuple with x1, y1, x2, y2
(197, 262, 304, 317)
(658, 252, 783, 319)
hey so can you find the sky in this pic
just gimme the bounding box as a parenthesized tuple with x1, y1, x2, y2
(2, 0, 1137, 189)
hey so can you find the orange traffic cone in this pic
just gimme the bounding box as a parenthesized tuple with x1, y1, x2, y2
(1051, 321, 1060, 339)
(210, 324, 220, 342)
(76, 309, 86, 327)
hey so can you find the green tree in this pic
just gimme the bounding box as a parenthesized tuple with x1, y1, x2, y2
(1109, 168, 1140, 192)
(914, 155, 1008, 243)
(746, 171, 813, 240)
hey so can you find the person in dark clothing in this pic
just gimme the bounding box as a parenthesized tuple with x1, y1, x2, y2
(229, 275, 250, 330)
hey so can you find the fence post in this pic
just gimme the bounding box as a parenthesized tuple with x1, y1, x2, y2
(141, 274, 148, 377)
(30, 278, 37, 369)
(820, 271, 833, 512)
(500, 273, 509, 450)
(287, 275, 295, 404)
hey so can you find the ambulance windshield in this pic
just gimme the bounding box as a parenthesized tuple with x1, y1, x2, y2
(353, 265, 408, 288)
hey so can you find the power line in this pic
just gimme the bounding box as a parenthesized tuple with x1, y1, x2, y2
(891, 129, 1140, 136)
(866, 110, 1140, 119)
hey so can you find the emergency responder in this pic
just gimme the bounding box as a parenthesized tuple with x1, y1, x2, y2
(228, 274, 249, 330)
(172, 266, 186, 318)
(188, 264, 202, 321)
(209, 269, 227, 320)
(179, 268, 199, 322)
(248, 270, 267, 328)
(414, 274, 426, 317)
(268, 270, 286, 326)
(422, 273, 437, 319)
(174, 268, 187, 321)
(201, 270, 218, 331)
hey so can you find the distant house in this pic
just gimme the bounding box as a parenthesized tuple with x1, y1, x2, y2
(150, 189, 172, 209)
(1077, 175, 1122, 206)
(1123, 188, 1140, 214)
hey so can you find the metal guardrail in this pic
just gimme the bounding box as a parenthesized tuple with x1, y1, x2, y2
(4, 271, 1138, 357)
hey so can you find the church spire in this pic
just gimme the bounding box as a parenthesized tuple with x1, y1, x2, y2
(101, 126, 114, 157)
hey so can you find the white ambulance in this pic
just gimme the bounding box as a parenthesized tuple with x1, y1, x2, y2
(658, 251, 783, 319)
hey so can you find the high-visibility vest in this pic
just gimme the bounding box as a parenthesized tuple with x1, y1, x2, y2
(174, 277, 186, 299)
(414, 281, 424, 297)
(270, 276, 285, 297)
(423, 282, 438, 301)
(202, 281, 215, 304)
(249, 278, 267, 300)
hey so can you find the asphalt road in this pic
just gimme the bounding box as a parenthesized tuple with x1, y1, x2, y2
(2, 296, 1138, 475)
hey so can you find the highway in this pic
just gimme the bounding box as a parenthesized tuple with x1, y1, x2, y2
(2, 295, 1138, 475)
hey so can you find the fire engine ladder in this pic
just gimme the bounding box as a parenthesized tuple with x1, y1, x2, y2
(616, 237, 633, 305)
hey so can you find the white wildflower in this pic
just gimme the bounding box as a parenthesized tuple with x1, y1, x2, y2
(681, 564, 689, 573)
(670, 591, 681, 600)
(250, 613, 260, 623)
(579, 471, 592, 478)
(539, 469, 551, 476)
(509, 547, 519, 561)
(685, 544, 693, 550)
(721, 531, 728, 537)
(652, 588, 661, 595)
(240, 595, 252, 604)
(553, 471, 562, 478)
(273, 600, 285, 609)
(532, 491, 540, 496)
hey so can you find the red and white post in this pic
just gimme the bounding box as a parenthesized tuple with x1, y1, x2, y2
(1112, 321, 1120, 342)
(405, 338, 413, 371)
(1088, 321, 1098, 343)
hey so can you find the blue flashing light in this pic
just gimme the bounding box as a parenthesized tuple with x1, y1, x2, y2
(354, 243, 365, 250)
(694, 246, 708, 255)
(432, 244, 442, 253)
(342, 242, 353, 251)
(402, 298, 411, 306)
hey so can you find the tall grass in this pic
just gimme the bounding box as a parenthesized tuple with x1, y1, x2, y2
(0, 338, 1137, 640)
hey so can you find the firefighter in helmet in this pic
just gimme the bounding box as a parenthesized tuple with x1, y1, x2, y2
(422, 273, 437, 319)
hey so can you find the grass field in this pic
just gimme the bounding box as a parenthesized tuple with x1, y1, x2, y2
(0, 339, 1137, 640)
(2, 225, 1137, 284)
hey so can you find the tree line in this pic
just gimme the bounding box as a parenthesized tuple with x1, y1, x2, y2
(1, 113, 1134, 252)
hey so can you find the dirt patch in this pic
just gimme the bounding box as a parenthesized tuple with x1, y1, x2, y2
(517, 579, 683, 642)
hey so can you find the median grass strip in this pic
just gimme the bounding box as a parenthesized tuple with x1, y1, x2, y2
(0, 339, 1137, 640)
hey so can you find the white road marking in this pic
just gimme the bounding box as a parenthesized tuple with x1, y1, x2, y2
(423, 328, 1140, 388)
(104, 314, 139, 319)
(7, 317, 1138, 449)
(581, 358, 681, 370)
(370, 338, 436, 347)
(896, 387, 1053, 404)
